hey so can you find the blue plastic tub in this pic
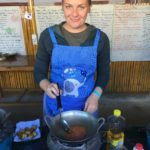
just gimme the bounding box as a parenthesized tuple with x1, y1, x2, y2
(146, 128, 150, 150)
(0, 135, 13, 150)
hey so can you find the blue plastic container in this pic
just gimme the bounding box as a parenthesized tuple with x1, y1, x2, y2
(146, 127, 150, 150)
(0, 135, 12, 150)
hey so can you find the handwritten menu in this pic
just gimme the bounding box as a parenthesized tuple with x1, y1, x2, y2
(88, 5, 114, 48)
(35, 6, 64, 36)
(0, 0, 27, 2)
(34, 0, 61, 5)
(0, 6, 26, 55)
(112, 4, 150, 61)
(35, 4, 150, 61)
(35, 5, 114, 46)
(33, 0, 126, 5)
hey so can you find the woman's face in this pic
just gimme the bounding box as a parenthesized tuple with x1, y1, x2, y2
(62, 0, 90, 31)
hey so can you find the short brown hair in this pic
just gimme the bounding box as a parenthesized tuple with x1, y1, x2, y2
(62, 0, 92, 5)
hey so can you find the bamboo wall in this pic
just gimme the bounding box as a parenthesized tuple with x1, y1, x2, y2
(1, 62, 150, 92)
(109, 62, 150, 92)
(0, 0, 150, 93)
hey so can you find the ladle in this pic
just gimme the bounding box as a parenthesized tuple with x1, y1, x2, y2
(56, 83, 71, 133)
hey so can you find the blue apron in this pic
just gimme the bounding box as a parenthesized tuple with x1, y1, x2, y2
(43, 27, 101, 117)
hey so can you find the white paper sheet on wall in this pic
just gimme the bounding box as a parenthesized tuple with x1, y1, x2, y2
(0, 6, 26, 55)
(34, 4, 150, 61)
(33, 0, 126, 5)
(34, 0, 117, 5)
(35, 5, 64, 36)
(112, 4, 150, 61)
(35, 4, 114, 47)
(0, 0, 27, 2)
(34, 0, 61, 5)
(87, 5, 114, 50)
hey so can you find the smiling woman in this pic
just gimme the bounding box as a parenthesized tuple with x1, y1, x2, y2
(62, 0, 92, 5)
(34, 1, 110, 147)
(62, 0, 91, 33)
(34, 0, 110, 149)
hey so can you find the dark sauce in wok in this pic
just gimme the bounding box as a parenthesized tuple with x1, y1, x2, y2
(65, 125, 86, 140)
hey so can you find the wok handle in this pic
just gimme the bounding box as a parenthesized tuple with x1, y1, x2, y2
(44, 115, 53, 131)
(97, 117, 105, 133)
(56, 83, 62, 109)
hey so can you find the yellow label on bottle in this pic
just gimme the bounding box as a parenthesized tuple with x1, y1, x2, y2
(111, 132, 124, 147)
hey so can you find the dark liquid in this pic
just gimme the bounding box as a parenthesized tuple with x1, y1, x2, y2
(65, 125, 86, 140)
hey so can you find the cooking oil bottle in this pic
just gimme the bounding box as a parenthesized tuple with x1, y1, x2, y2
(106, 109, 126, 150)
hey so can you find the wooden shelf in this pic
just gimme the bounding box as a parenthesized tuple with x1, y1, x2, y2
(0, 55, 35, 71)
(0, 66, 34, 71)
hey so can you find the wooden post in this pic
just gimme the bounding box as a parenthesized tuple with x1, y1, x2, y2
(27, 0, 38, 56)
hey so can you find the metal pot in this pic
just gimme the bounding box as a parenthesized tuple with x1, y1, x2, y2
(44, 110, 105, 144)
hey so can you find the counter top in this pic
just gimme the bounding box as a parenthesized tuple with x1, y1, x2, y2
(12, 126, 148, 150)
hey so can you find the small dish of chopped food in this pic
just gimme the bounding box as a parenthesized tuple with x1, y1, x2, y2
(14, 119, 41, 142)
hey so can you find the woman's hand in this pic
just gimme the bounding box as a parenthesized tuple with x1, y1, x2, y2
(84, 93, 99, 113)
(84, 86, 103, 113)
(46, 83, 59, 98)
(39, 79, 60, 99)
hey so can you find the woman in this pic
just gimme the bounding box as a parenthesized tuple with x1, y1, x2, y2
(34, 0, 110, 118)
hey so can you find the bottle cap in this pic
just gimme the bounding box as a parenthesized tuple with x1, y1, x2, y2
(114, 109, 121, 117)
(135, 143, 143, 150)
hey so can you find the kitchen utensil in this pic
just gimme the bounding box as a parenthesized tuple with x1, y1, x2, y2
(56, 83, 71, 133)
(44, 110, 105, 145)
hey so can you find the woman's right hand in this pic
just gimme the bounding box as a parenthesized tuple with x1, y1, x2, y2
(46, 83, 60, 98)
(39, 79, 60, 99)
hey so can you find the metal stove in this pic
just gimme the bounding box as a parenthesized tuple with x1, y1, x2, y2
(47, 133, 102, 150)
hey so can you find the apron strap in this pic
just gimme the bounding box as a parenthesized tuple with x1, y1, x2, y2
(93, 29, 101, 49)
(48, 27, 57, 44)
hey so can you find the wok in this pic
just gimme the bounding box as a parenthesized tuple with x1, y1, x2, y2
(44, 110, 105, 144)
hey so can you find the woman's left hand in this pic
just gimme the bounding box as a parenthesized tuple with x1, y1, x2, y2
(84, 93, 99, 113)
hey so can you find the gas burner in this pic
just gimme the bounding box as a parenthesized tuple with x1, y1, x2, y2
(47, 133, 102, 150)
